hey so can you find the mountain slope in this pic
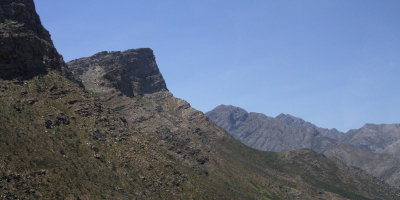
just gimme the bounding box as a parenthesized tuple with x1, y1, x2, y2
(344, 124, 400, 157)
(207, 105, 400, 187)
(66, 49, 400, 199)
(1, 0, 400, 199)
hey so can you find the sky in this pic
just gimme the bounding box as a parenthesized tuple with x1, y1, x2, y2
(34, 0, 400, 132)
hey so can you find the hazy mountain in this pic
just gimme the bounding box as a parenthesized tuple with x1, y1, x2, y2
(276, 113, 345, 141)
(207, 105, 400, 187)
(344, 124, 400, 157)
(1, 0, 399, 199)
(206, 105, 345, 152)
(275, 113, 400, 159)
(206, 105, 318, 151)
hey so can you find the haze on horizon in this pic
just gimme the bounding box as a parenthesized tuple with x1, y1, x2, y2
(35, 0, 400, 132)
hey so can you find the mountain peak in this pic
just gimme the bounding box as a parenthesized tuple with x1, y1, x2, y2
(0, 0, 50, 39)
(276, 113, 301, 121)
(0, 0, 67, 80)
(213, 104, 247, 112)
(67, 48, 168, 97)
(275, 113, 312, 128)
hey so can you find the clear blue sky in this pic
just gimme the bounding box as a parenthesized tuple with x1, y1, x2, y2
(35, 0, 400, 132)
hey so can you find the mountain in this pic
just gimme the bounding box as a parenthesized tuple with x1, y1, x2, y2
(1, 0, 400, 199)
(207, 105, 400, 187)
(273, 113, 400, 159)
(66, 48, 400, 199)
(67, 49, 168, 98)
(276, 113, 344, 141)
(343, 124, 400, 157)
(206, 105, 342, 152)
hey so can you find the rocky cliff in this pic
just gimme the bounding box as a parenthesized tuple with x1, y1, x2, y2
(0, 0, 70, 80)
(67, 49, 167, 98)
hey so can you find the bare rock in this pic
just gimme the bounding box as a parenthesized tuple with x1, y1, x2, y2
(0, 0, 73, 80)
(21, 98, 37, 105)
(45, 112, 70, 129)
(67, 48, 168, 97)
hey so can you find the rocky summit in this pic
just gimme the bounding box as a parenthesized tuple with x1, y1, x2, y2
(1, 0, 400, 199)
(67, 49, 167, 98)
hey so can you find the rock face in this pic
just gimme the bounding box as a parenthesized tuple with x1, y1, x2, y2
(207, 104, 400, 187)
(67, 49, 168, 97)
(0, 0, 69, 80)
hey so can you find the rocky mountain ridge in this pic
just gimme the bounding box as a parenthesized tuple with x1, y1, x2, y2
(344, 123, 400, 156)
(67, 49, 168, 98)
(275, 112, 400, 160)
(207, 105, 400, 187)
(276, 113, 345, 140)
(1, 0, 399, 199)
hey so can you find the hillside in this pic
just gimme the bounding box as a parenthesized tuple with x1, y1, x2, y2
(207, 105, 400, 187)
(1, 0, 399, 199)
(66, 47, 400, 199)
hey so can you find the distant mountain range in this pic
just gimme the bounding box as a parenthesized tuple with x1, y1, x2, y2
(1, 0, 400, 199)
(207, 105, 400, 187)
